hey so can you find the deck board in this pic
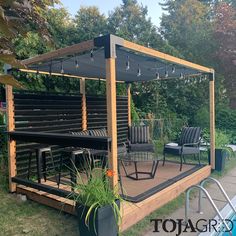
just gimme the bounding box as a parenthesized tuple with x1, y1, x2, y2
(16, 163, 211, 232)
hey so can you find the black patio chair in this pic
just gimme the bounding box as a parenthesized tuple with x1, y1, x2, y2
(128, 125, 155, 152)
(163, 127, 202, 171)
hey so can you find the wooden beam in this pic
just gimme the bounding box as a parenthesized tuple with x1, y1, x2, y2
(127, 84, 131, 126)
(22, 40, 94, 66)
(6, 85, 17, 192)
(19, 69, 125, 83)
(80, 78, 87, 131)
(123, 40, 213, 73)
(209, 75, 215, 169)
(106, 58, 118, 187)
(17, 186, 76, 215)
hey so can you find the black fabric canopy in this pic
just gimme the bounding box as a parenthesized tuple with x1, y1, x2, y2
(26, 45, 201, 82)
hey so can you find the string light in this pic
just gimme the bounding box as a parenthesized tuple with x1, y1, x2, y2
(137, 64, 141, 77)
(156, 71, 160, 80)
(75, 55, 79, 69)
(165, 70, 168, 78)
(90, 49, 94, 62)
(126, 56, 130, 71)
(172, 65, 176, 73)
(165, 64, 168, 78)
(60, 60, 64, 74)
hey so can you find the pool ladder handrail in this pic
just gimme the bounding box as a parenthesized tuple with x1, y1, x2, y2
(185, 184, 232, 235)
(199, 177, 236, 215)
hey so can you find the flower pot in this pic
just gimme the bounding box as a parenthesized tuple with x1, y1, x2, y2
(208, 149, 226, 171)
(76, 199, 120, 236)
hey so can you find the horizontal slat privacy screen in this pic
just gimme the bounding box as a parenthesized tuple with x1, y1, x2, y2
(13, 91, 128, 177)
(86, 95, 128, 145)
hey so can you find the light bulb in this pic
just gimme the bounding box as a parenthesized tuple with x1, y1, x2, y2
(165, 70, 168, 78)
(137, 65, 141, 77)
(90, 49, 94, 62)
(126, 56, 130, 71)
(172, 65, 176, 73)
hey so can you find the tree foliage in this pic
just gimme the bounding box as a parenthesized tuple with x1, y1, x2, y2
(160, 0, 216, 66)
(0, 0, 60, 87)
(214, 2, 236, 105)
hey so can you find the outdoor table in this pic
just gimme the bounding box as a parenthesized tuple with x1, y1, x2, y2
(8, 131, 111, 150)
(7, 131, 111, 193)
(119, 151, 159, 180)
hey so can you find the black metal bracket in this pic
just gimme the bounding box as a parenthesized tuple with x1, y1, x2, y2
(94, 34, 124, 59)
(208, 72, 214, 81)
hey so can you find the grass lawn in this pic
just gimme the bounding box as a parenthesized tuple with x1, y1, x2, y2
(0, 159, 78, 236)
(0, 152, 236, 236)
(0, 188, 79, 236)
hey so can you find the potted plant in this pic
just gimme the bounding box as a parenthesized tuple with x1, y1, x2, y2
(208, 130, 232, 171)
(69, 166, 122, 236)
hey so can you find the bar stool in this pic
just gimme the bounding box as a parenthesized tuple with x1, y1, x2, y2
(27, 146, 58, 185)
(58, 148, 85, 190)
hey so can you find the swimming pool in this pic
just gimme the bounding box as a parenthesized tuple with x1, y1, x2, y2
(199, 195, 236, 236)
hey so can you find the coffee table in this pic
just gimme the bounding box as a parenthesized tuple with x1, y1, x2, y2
(119, 152, 159, 180)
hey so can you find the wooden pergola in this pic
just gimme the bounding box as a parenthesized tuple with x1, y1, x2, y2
(5, 34, 215, 229)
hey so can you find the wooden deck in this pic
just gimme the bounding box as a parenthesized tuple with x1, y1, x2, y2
(16, 163, 211, 232)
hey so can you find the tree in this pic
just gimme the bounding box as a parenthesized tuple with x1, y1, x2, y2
(46, 7, 75, 47)
(108, 0, 164, 49)
(214, 2, 236, 108)
(0, 0, 60, 87)
(73, 6, 108, 43)
(160, 0, 216, 66)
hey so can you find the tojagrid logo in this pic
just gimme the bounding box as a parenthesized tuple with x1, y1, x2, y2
(150, 218, 235, 236)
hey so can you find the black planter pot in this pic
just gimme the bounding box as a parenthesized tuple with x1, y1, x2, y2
(76, 199, 120, 236)
(208, 149, 226, 171)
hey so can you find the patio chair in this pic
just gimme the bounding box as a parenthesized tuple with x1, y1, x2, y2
(128, 125, 155, 152)
(163, 127, 202, 171)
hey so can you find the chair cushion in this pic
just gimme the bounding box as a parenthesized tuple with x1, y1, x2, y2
(129, 143, 154, 152)
(89, 128, 107, 136)
(70, 130, 89, 136)
(164, 145, 200, 155)
(129, 126, 149, 144)
(178, 127, 201, 145)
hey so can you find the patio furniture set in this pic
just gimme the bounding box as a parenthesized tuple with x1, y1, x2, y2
(25, 125, 203, 191)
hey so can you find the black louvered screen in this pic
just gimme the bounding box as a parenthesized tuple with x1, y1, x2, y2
(14, 91, 82, 177)
(13, 91, 128, 178)
(86, 95, 128, 145)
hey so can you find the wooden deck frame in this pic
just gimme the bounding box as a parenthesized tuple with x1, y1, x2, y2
(15, 165, 211, 232)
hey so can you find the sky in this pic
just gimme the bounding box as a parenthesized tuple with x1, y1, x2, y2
(59, 0, 164, 26)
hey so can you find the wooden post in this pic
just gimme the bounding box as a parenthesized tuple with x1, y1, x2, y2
(209, 72, 215, 169)
(127, 83, 132, 127)
(106, 58, 118, 187)
(80, 78, 87, 131)
(6, 85, 17, 192)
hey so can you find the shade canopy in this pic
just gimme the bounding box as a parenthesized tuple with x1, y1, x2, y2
(20, 34, 214, 83)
